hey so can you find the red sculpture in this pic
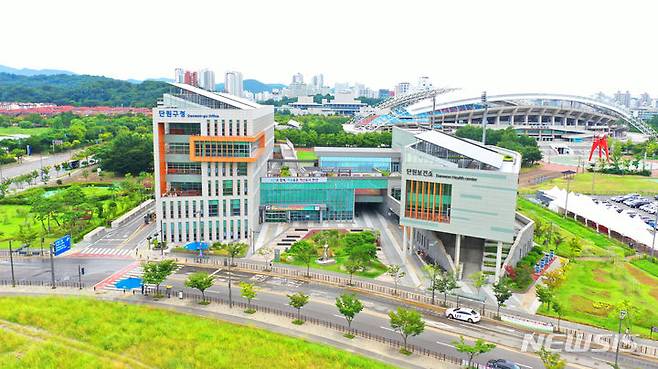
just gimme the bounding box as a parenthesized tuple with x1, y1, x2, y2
(588, 133, 610, 161)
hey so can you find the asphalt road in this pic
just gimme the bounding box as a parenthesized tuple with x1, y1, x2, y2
(161, 266, 657, 369)
(0, 150, 77, 181)
(0, 257, 133, 285)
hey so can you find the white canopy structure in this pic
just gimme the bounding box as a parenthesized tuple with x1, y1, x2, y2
(543, 186, 656, 250)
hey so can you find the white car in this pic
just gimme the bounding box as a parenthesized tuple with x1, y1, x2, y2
(445, 307, 481, 323)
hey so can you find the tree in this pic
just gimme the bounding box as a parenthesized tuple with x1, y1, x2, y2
(469, 271, 488, 313)
(15, 223, 38, 248)
(239, 281, 258, 313)
(335, 293, 364, 335)
(388, 307, 425, 353)
(11, 148, 25, 163)
(492, 277, 513, 318)
(425, 263, 442, 305)
(552, 302, 564, 332)
(96, 132, 153, 176)
(218, 242, 247, 308)
(142, 259, 177, 296)
(287, 292, 310, 324)
(258, 246, 274, 270)
(543, 269, 566, 291)
(452, 336, 496, 369)
(344, 258, 365, 285)
(387, 264, 405, 295)
(536, 284, 554, 311)
(567, 237, 582, 260)
(436, 271, 459, 307)
(184, 272, 215, 303)
(81, 168, 89, 181)
(537, 346, 566, 369)
(289, 240, 317, 277)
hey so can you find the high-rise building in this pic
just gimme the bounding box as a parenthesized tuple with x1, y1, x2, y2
(224, 71, 244, 97)
(378, 89, 392, 99)
(292, 73, 304, 85)
(174, 68, 185, 83)
(198, 69, 216, 91)
(614, 90, 631, 108)
(417, 76, 432, 91)
(311, 74, 323, 89)
(184, 71, 199, 87)
(394, 82, 410, 96)
(154, 83, 274, 244)
(639, 92, 652, 107)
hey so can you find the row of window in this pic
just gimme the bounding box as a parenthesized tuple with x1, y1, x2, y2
(194, 141, 254, 158)
(205, 119, 249, 137)
(162, 219, 249, 243)
(162, 198, 249, 219)
(404, 180, 452, 223)
(206, 162, 248, 176)
(167, 162, 201, 174)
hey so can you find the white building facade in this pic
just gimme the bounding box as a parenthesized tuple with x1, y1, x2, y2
(154, 83, 274, 245)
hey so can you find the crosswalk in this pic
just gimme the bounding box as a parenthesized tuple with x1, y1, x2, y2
(72, 247, 136, 258)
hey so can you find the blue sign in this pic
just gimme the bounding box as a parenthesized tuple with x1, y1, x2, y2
(53, 235, 71, 256)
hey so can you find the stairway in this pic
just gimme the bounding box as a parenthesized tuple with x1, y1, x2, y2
(481, 240, 511, 276)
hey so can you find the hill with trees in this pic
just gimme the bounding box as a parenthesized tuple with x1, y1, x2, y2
(0, 73, 169, 107)
(454, 126, 542, 166)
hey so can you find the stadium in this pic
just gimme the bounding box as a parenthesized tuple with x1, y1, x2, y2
(347, 90, 658, 149)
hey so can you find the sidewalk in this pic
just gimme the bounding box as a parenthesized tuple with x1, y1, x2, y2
(0, 286, 457, 369)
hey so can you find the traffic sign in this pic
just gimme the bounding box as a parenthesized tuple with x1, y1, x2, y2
(53, 235, 71, 256)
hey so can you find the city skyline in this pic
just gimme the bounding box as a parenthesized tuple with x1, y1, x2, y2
(3, 0, 658, 96)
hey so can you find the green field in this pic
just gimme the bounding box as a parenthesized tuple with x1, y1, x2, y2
(516, 197, 631, 257)
(520, 172, 657, 195)
(0, 127, 51, 136)
(296, 150, 318, 161)
(0, 296, 395, 369)
(538, 260, 658, 336)
(630, 257, 658, 278)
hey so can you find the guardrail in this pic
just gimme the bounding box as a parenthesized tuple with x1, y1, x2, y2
(173, 254, 658, 359)
(0, 280, 87, 289)
(177, 289, 470, 367)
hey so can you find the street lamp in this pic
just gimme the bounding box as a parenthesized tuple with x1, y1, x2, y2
(561, 170, 576, 218)
(651, 201, 657, 259)
(480, 91, 488, 145)
(615, 309, 627, 367)
(8, 240, 16, 287)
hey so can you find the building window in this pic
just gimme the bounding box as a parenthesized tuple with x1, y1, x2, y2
(229, 120, 233, 135)
(404, 180, 451, 223)
(237, 180, 241, 196)
(244, 199, 248, 216)
(209, 202, 219, 217)
(244, 179, 248, 195)
(391, 188, 401, 201)
(237, 162, 247, 176)
(243, 120, 248, 136)
(231, 199, 241, 216)
(223, 180, 233, 196)
(167, 142, 190, 154)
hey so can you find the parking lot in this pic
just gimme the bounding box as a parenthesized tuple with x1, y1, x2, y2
(592, 193, 658, 228)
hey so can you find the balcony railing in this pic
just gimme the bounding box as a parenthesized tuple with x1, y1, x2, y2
(163, 189, 202, 197)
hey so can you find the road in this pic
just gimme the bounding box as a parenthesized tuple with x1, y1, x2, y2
(0, 150, 78, 181)
(160, 265, 657, 369)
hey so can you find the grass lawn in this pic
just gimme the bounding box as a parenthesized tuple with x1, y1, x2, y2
(538, 260, 658, 337)
(0, 296, 396, 369)
(517, 197, 631, 257)
(280, 253, 388, 278)
(0, 183, 143, 249)
(520, 172, 657, 195)
(0, 127, 50, 136)
(630, 257, 658, 278)
(296, 149, 318, 161)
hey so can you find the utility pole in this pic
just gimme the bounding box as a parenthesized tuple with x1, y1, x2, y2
(49, 242, 56, 289)
(481, 91, 488, 145)
(8, 240, 16, 287)
(615, 310, 627, 368)
(78, 265, 83, 290)
(651, 201, 658, 260)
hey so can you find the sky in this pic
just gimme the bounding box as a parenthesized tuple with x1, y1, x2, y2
(2, 0, 657, 96)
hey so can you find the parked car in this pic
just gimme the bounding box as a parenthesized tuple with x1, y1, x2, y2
(445, 308, 481, 323)
(486, 359, 521, 369)
(611, 196, 624, 202)
(630, 199, 651, 208)
(626, 212, 637, 218)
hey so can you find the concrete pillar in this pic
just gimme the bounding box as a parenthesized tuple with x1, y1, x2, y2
(409, 227, 415, 254)
(402, 226, 408, 253)
(454, 234, 461, 278)
(494, 241, 504, 282)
